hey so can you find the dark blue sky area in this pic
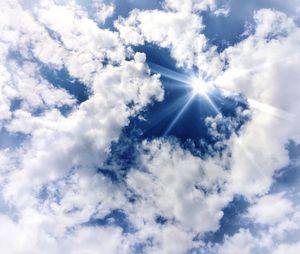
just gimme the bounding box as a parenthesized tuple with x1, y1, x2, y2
(131, 44, 248, 144)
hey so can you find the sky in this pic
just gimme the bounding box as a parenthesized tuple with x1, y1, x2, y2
(0, 0, 300, 253)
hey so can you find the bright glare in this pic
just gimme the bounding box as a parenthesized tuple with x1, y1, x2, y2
(191, 78, 211, 96)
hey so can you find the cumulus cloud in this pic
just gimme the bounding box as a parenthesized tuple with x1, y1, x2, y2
(125, 139, 230, 233)
(0, 0, 165, 252)
(115, 5, 222, 76)
(214, 9, 300, 198)
(0, 0, 299, 253)
(248, 193, 294, 225)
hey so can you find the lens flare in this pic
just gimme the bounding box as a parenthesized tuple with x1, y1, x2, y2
(191, 78, 211, 96)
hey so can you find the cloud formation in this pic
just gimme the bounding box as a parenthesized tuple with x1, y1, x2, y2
(0, 0, 299, 253)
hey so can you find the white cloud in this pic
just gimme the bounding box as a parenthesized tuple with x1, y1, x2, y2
(0, 1, 165, 253)
(219, 229, 256, 254)
(125, 139, 231, 238)
(163, 0, 216, 13)
(0, 213, 129, 254)
(213, 9, 300, 198)
(4, 52, 163, 208)
(274, 242, 300, 254)
(115, 8, 222, 76)
(0, 1, 299, 253)
(248, 193, 293, 225)
(89, 0, 115, 24)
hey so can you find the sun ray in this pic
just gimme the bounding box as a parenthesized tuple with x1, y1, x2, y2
(149, 62, 191, 85)
(163, 93, 196, 136)
(148, 62, 222, 133)
(203, 94, 221, 114)
(142, 93, 192, 133)
(215, 57, 293, 85)
(217, 86, 294, 122)
(191, 77, 221, 114)
(234, 137, 271, 181)
(247, 98, 294, 121)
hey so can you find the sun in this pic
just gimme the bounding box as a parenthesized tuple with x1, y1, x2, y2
(191, 77, 211, 96)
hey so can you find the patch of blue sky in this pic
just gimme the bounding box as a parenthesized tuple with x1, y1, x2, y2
(37, 184, 62, 205)
(0, 189, 18, 222)
(85, 209, 135, 234)
(202, 0, 299, 52)
(270, 141, 300, 197)
(112, 0, 162, 19)
(254, 142, 300, 245)
(40, 66, 90, 105)
(10, 98, 22, 112)
(0, 128, 27, 150)
(100, 43, 249, 183)
(89, 0, 163, 31)
(7, 50, 87, 116)
(155, 215, 168, 225)
(7, 50, 24, 64)
(203, 142, 300, 246)
(95, 43, 253, 244)
(134, 43, 248, 144)
(100, 121, 143, 180)
(201, 195, 251, 244)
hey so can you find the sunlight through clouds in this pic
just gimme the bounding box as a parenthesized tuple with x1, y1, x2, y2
(0, 0, 299, 253)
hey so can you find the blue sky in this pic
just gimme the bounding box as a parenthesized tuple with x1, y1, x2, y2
(0, 0, 300, 253)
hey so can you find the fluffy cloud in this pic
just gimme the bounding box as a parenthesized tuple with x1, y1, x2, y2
(214, 9, 300, 198)
(0, 1, 299, 253)
(214, 199, 300, 254)
(123, 139, 232, 252)
(219, 229, 256, 254)
(203, 10, 300, 252)
(274, 242, 300, 254)
(248, 193, 294, 225)
(0, 0, 165, 253)
(0, 213, 129, 254)
(163, 0, 216, 13)
(115, 5, 222, 76)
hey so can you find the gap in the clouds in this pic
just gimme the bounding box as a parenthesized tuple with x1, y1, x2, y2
(155, 215, 168, 225)
(201, 195, 251, 244)
(132, 44, 249, 149)
(10, 98, 22, 112)
(270, 141, 300, 196)
(132, 44, 217, 141)
(7, 50, 24, 64)
(7, 50, 89, 116)
(0, 128, 28, 150)
(86, 209, 135, 234)
(100, 122, 143, 181)
(100, 44, 249, 182)
(40, 66, 90, 106)
(102, 0, 163, 31)
(0, 189, 18, 222)
(38, 184, 62, 204)
(287, 141, 300, 160)
(201, 141, 300, 246)
(202, 0, 298, 52)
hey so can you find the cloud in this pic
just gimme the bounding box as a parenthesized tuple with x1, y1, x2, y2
(213, 9, 300, 198)
(0, 1, 299, 253)
(274, 242, 300, 254)
(0, 212, 129, 254)
(248, 193, 294, 225)
(115, 6, 222, 76)
(162, 0, 216, 13)
(0, 1, 165, 252)
(219, 229, 256, 254)
(124, 139, 232, 248)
